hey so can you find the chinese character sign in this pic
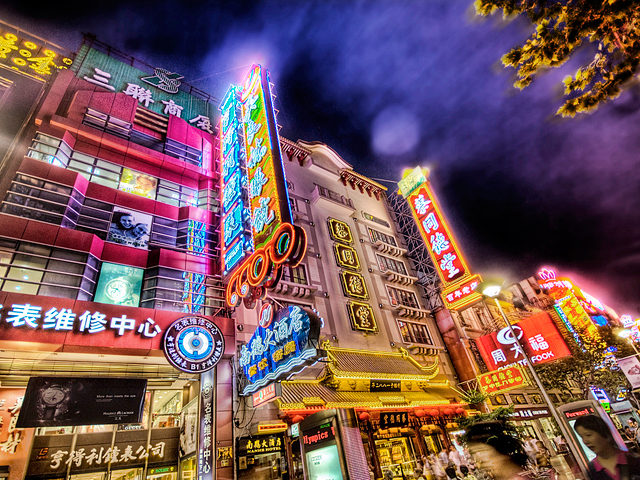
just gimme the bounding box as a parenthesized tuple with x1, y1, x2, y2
(198, 370, 214, 480)
(0, 388, 33, 480)
(403, 182, 470, 286)
(478, 365, 527, 395)
(239, 306, 321, 395)
(555, 293, 601, 340)
(240, 64, 292, 250)
(442, 274, 483, 310)
(475, 312, 571, 370)
(380, 411, 409, 429)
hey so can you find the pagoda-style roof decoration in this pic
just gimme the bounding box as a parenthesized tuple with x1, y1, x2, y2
(280, 137, 312, 166)
(277, 380, 462, 412)
(339, 169, 387, 200)
(324, 343, 439, 381)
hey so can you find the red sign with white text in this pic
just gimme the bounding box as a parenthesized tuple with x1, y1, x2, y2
(442, 274, 483, 310)
(406, 185, 469, 285)
(475, 312, 571, 370)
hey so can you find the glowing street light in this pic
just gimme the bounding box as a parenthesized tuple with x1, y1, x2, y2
(617, 329, 640, 355)
(476, 279, 589, 478)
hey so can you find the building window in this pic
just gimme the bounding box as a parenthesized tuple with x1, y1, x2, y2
(362, 211, 390, 227)
(315, 184, 354, 209)
(68, 151, 123, 189)
(289, 197, 298, 212)
(397, 319, 433, 345)
(83, 108, 132, 139)
(281, 264, 308, 285)
(156, 179, 198, 208)
(0, 239, 98, 300)
(164, 138, 202, 167)
(26, 133, 72, 167)
(368, 227, 397, 246)
(386, 285, 419, 309)
(376, 254, 407, 275)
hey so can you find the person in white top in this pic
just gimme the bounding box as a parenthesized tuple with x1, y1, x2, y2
(438, 449, 450, 467)
(448, 446, 463, 469)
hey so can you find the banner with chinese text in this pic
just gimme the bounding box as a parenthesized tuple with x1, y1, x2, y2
(478, 365, 527, 395)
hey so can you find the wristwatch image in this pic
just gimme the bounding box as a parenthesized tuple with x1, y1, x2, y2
(41, 385, 66, 420)
(104, 277, 133, 304)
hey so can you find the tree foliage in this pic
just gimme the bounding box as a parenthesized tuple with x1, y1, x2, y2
(535, 324, 633, 401)
(474, 0, 640, 116)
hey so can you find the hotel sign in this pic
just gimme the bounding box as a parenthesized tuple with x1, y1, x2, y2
(239, 306, 322, 395)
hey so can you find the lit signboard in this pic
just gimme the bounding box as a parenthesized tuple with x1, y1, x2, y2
(333, 244, 360, 270)
(475, 312, 571, 370)
(477, 365, 527, 395)
(555, 293, 601, 341)
(118, 168, 158, 199)
(327, 218, 353, 244)
(340, 271, 369, 300)
(398, 168, 481, 310)
(239, 306, 322, 395)
(252, 383, 282, 408)
(94, 263, 144, 307)
(162, 316, 224, 373)
(222, 65, 307, 308)
(346, 301, 378, 333)
(0, 25, 73, 82)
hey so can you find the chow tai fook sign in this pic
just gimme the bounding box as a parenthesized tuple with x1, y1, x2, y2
(477, 365, 528, 395)
(221, 64, 308, 309)
(398, 167, 482, 310)
(475, 312, 571, 371)
(239, 306, 322, 395)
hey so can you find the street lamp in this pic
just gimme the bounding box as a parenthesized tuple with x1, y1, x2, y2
(617, 329, 640, 355)
(477, 279, 589, 478)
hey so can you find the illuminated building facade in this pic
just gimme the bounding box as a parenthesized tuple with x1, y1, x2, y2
(233, 141, 466, 480)
(0, 33, 234, 480)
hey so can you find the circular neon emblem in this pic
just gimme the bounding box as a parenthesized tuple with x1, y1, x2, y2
(163, 316, 225, 373)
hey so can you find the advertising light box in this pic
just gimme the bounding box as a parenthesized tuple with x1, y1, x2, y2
(94, 262, 144, 307)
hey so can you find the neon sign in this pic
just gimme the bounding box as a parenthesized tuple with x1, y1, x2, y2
(239, 306, 321, 395)
(399, 167, 481, 310)
(555, 293, 601, 340)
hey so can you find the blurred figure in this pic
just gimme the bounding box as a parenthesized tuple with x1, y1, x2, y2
(534, 440, 552, 468)
(444, 465, 461, 480)
(414, 466, 426, 480)
(459, 465, 477, 480)
(439, 449, 450, 467)
(429, 452, 446, 480)
(449, 446, 463, 469)
(574, 414, 640, 480)
(466, 421, 530, 480)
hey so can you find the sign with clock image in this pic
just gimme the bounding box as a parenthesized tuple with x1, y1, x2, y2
(94, 263, 144, 307)
(163, 316, 225, 373)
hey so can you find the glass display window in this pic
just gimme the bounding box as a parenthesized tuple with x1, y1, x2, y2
(151, 390, 182, 428)
(180, 456, 197, 480)
(375, 437, 417, 479)
(70, 472, 108, 480)
(110, 468, 143, 480)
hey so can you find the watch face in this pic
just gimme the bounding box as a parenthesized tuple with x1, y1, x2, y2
(105, 278, 132, 302)
(43, 387, 65, 406)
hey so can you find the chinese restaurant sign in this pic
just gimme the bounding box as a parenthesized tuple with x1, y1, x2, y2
(478, 365, 527, 395)
(222, 65, 307, 308)
(75, 47, 213, 126)
(0, 24, 73, 82)
(340, 271, 369, 300)
(380, 411, 409, 429)
(398, 167, 482, 310)
(239, 306, 322, 395)
(475, 312, 571, 370)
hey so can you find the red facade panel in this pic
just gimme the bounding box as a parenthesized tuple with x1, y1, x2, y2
(101, 242, 149, 268)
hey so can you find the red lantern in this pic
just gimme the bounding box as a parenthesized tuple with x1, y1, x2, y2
(292, 415, 305, 424)
(455, 407, 466, 415)
(415, 409, 425, 418)
(429, 409, 439, 417)
(444, 408, 454, 416)
(359, 412, 371, 421)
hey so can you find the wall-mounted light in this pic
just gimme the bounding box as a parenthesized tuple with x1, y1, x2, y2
(368, 268, 373, 272)
(310, 222, 315, 226)
(237, 324, 244, 331)
(359, 239, 364, 243)
(378, 303, 383, 308)
(323, 292, 329, 297)
(316, 253, 322, 258)
(331, 335, 338, 341)
(390, 342, 395, 347)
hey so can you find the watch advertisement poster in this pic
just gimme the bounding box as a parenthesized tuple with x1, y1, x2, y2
(118, 168, 158, 200)
(0, 388, 34, 480)
(17, 377, 147, 428)
(94, 262, 144, 307)
(179, 398, 198, 457)
(108, 208, 152, 249)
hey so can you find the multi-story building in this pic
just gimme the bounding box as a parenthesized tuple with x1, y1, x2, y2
(233, 141, 467, 480)
(0, 33, 235, 480)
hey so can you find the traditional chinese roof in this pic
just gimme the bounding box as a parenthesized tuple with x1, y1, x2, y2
(280, 137, 312, 166)
(325, 345, 439, 381)
(277, 380, 463, 411)
(339, 169, 387, 200)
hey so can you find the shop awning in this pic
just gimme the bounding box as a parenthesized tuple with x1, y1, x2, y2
(277, 380, 463, 411)
(325, 345, 439, 381)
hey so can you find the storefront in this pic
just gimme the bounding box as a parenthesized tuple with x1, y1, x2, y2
(236, 435, 287, 480)
(276, 345, 467, 480)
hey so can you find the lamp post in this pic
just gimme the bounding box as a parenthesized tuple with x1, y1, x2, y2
(477, 280, 589, 479)
(617, 329, 640, 355)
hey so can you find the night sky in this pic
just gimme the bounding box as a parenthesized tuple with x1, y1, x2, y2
(2, 1, 639, 315)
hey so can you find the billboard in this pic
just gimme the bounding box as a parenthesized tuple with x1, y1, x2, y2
(17, 377, 146, 427)
(477, 364, 528, 395)
(398, 167, 482, 310)
(475, 312, 571, 370)
(239, 306, 322, 394)
(118, 168, 158, 199)
(94, 262, 144, 307)
(617, 355, 640, 389)
(108, 208, 152, 249)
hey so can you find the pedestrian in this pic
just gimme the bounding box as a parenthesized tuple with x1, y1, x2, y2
(430, 453, 446, 480)
(460, 465, 477, 480)
(466, 421, 531, 480)
(439, 449, 450, 467)
(574, 414, 640, 480)
(449, 445, 463, 469)
(444, 465, 461, 480)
